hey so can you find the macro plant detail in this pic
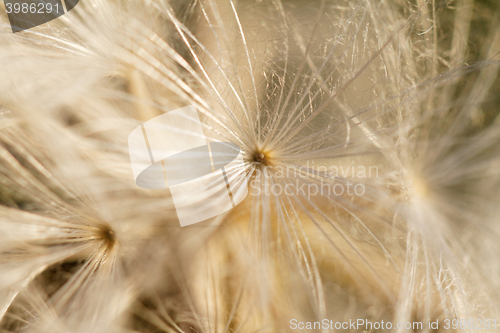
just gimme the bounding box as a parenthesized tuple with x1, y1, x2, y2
(0, 0, 499, 332)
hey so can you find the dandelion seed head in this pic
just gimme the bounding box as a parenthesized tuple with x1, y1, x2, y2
(408, 175, 430, 200)
(250, 149, 272, 167)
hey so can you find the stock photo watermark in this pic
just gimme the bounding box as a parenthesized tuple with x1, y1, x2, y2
(290, 318, 498, 331)
(128, 105, 248, 227)
(3, 0, 79, 32)
(249, 162, 379, 199)
(128, 106, 378, 227)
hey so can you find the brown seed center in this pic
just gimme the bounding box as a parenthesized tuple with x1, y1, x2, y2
(254, 152, 267, 164)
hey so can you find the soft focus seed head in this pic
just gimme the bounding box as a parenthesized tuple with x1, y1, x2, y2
(96, 225, 117, 251)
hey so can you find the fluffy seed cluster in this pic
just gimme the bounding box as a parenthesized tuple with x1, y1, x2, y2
(0, 0, 499, 332)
